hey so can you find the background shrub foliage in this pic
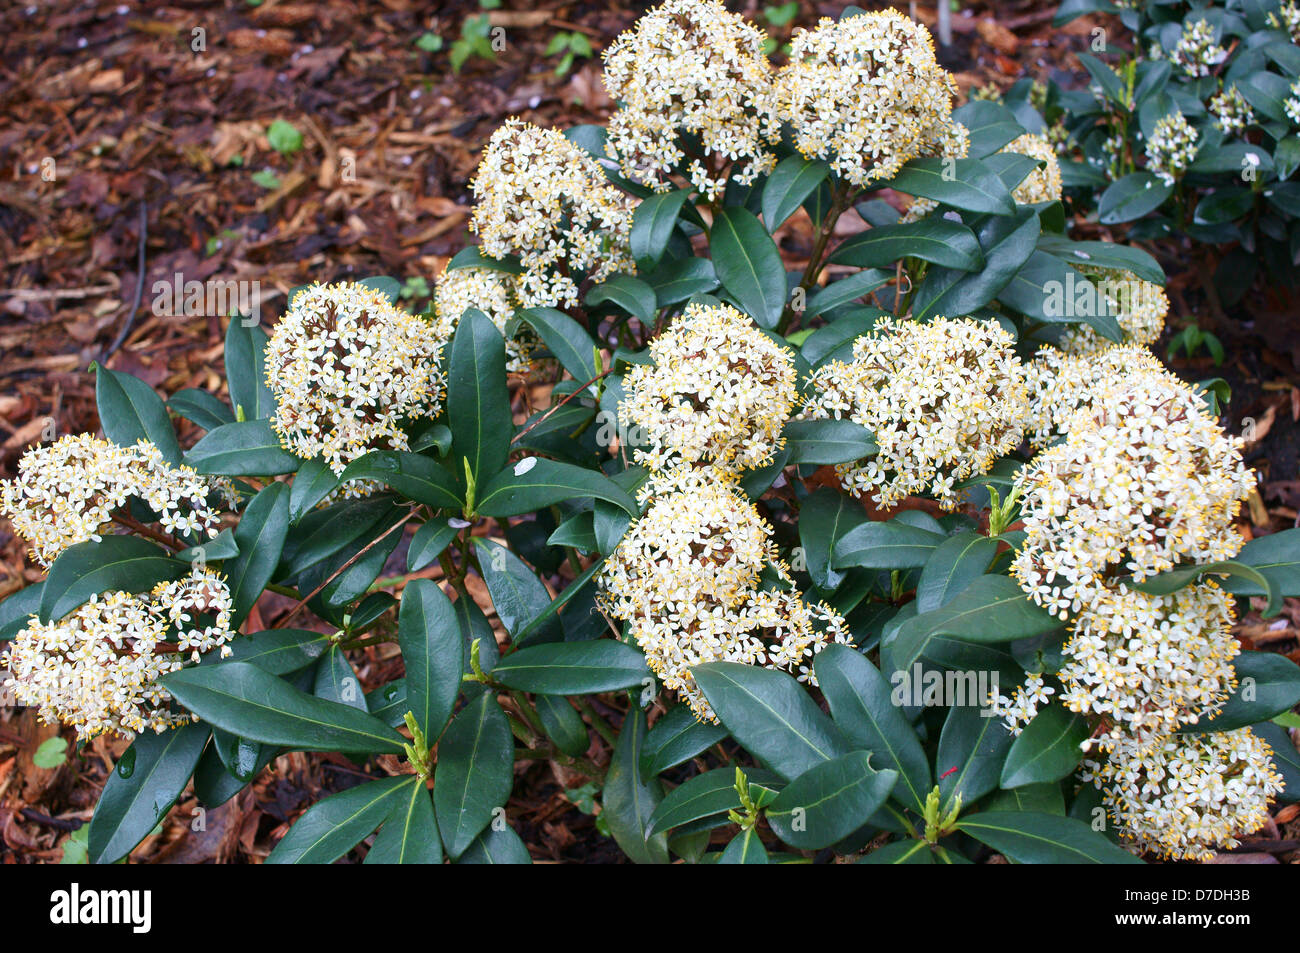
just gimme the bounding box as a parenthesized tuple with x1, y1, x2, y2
(2, 2, 1300, 865)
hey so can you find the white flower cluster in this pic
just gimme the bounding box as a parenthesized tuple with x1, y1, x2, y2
(802, 317, 1028, 510)
(1003, 334, 1284, 857)
(1287, 78, 1300, 124)
(1145, 113, 1199, 186)
(3, 567, 234, 739)
(599, 483, 850, 722)
(0, 434, 223, 567)
(1056, 266, 1170, 357)
(774, 10, 958, 186)
(432, 264, 538, 373)
(1270, 1, 1300, 42)
(619, 303, 797, 493)
(1170, 19, 1227, 78)
(1208, 85, 1254, 137)
(601, 0, 781, 202)
(1012, 375, 1253, 618)
(1001, 133, 1063, 206)
(265, 282, 448, 475)
(1081, 729, 1284, 861)
(988, 674, 1055, 736)
(1023, 344, 1173, 450)
(469, 119, 636, 309)
(1058, 582, 1240, 745)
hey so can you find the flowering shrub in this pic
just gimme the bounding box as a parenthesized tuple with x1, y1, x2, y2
(2, 1, 1299, 865)
(1051, 0, 1300, 299)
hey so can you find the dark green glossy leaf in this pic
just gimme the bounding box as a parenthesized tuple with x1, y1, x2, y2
(268, 776, 413, 864)
(88, 723, 209, 864)
(1000, 705, 1090, 788)
(163, 661, 407, 753)
(491, 640, 649, 694)
(95, 365, 182, 465)
(399, 578, 462, 739)
(767, 752, 898, 850)
(710, 207, 786, 328)
(476, 457, 637, 518)
(225, 481, 290, 627)
(782, 418, 877, 465)
(365, 781, 442, 865)
(186, 420, 302, 476)
(829, 219, 983, 271)
(693, 662, 852, 780)
(39, 536, 186, 623)
(814, 645, 931, 813)
(447, 308, 512, 487)
(224, 318, 275, 421)
(339, 451, 461, 510)
(602, 707, 671, 864)
(957, 811, 1143, 864)
(433, 691, 514, 859)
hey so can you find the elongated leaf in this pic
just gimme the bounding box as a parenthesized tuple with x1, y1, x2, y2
(803, 271, 890, 318)
(456, 821, 532, 864)
(491, 640, 649, 694)
(398, 579, 461, 739)
(631, 189, 689, 270)
(340, 451, 462, 510)
(314, 644, 366, 710)
(288, 458, 340, 523)
(767, 753, 898, 850)
(448, 308, 511, 487)
(643, 705, 729, 777)
(0, 584, 42, 641)
(268, 776, 413, 864)
(88, 723, 209, 864)
(1098, 172, 1172, 224)
(912, 207, 1039, 321)
(186, 419, 302, 476)
(535, 694, 589, 757)
(833, 518, 946, 571)
(407, 519, 459, 572)
(1000, 705, 1089, 788)
(225, 318, 275, 421)
(891, 575, 1061, 670)
(516, 308, 599, 383)
(225, 480, 289, 627)
(1181, 651, 1300, 734)
(472, 538, 562, 643)
(782, 418, 877, 465)
(886, 157, 1015, 215)
(648, 257, 719, 306)
(433, 691, 514, 858)
(762, 155, 831, 228)
(1224, 529, 1300, 601)
(602, 707, 671, 864)
(163, 661, 406, 753)
(814, 645, 931, 813)
(40, 536, 186, 623)
(365, 781, 442, 865)
(693, 662, 852, 780)
(957, 811, 1143, 864)
(647, 767, 783, 836)
(169, 388, 234, 432)
(476, 457, 638, 518)
(1129, 559, 1278, 617)
(799, 488, 867, 591)
(1034, 235, 1165, 285)
(937, 704, 1014, 813)
(953, 101, 1026, 158)
(710, 207, 786, 328)
(204, 628, 329, 675)
(586, 274, 657, 323)
(718, 827, 768, 864)
(95, 365, 182, 464)
(829, 219, 983, 271)
(915, 532, 999, 613)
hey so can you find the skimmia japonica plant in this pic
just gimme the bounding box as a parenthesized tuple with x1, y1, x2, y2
(1051, 0, 1300, 301)
(3, 1, 1299, 865)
